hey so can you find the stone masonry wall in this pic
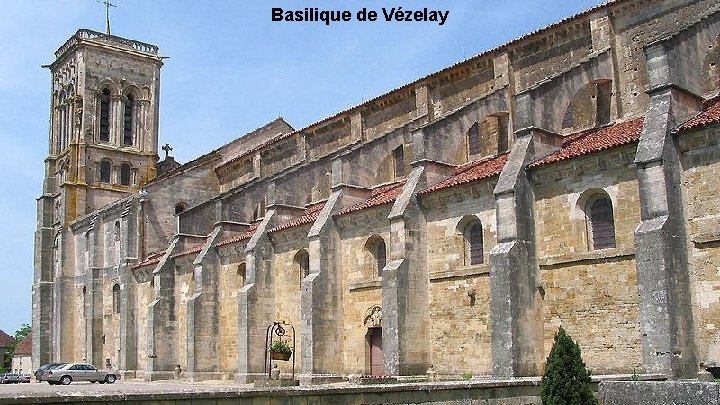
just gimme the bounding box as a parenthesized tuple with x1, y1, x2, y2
(218, 262, 243, 373)
(532, 147, 643, 373)
(680, 126, 720, 366)
(532, 146, 640, 258)
(339, 210, 392, 375)
(422, 181, 497, 376)
(540, 259, 642, 374)
(269, 238, 306, 375)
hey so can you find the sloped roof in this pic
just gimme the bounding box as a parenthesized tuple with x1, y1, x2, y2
(418, 153, 509, 195)
(676, 96, 720, 132)
(13, 334, 31, 356)
(171, 245, 204, 259)
(334, 181, 406, 216)
(529, 118, 644, 168)
(132, 251, 166, 269)
(0, 330, 13, 348)
(269, 201, 327, 233)
(214, 223, 260, 248)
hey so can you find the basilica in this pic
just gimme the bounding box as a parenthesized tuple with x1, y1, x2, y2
(34, 0, 720, 382)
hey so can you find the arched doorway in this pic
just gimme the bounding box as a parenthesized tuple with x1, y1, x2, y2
(367, 327, 383, 376)
(364, 305, 383, 376)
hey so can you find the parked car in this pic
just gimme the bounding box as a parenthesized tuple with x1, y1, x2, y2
(17, 374, 30, 383)
(45, 363, 118, 385)
(0, 373, 28, 384)
(35, 363, 64, 382)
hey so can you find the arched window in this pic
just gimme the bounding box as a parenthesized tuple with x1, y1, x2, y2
(561, 104, 574, 129)
(393, 146, 405, 178)
(464, 221, 484, 265)
(120, 163, 132, 186)
(375, 240, 386, 275)
(114, 220, 121, 241)
(467, 122, 481, 156)
(295, 249, 310, 289)
(237, 262, 247, 286)
(99, 88, 111, 142)
(112, 284, 121, 314)
(122, 94, 134, 146)
(99, 159, 111, 183)
(58, 91, 68, 152)
(587, 195, 616, 250)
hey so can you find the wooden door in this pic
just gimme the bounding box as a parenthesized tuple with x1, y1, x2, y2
(369, 328, 383, 376)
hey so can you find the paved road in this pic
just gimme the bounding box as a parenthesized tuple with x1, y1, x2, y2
(0, 379, 257, 400)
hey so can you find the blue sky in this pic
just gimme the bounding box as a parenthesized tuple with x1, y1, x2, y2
(0, 0, 605, 335)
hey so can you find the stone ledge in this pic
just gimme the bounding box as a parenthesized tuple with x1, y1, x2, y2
(429, 264, 490, 281)
(599, 381, 720, 405)
(538, 247, 635, 267)
(692, 232, 720, 245)
(348, 278, 382, 291)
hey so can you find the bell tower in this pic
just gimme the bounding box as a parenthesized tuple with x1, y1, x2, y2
(33, 29, 163, 366)
(44, 29, 162, 223)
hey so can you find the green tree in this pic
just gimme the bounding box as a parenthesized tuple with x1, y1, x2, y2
(540, 326, 598, 405)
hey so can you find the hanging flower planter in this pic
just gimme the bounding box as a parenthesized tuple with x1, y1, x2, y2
(270, 339, 293, 361)
(271, 350, 292, 361)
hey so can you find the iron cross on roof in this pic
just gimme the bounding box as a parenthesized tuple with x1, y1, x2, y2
(161, 143, 173, 158)
(98, 0, 116, 35)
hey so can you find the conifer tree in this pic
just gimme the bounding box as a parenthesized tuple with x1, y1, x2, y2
(540, 326, 598, 405)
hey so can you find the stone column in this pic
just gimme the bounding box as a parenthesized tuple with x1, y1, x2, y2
(382, 163, 431, 376)
(633, 43, 701, 379)
(119, 204, 137, 372)
(236, 212, 276, 383)
(144, 238, 179, 381)
(300, 191, 344, 384)
(186, 227, 222, 379)
(33, 190, 56, 366)
(490, 93, 561, 377)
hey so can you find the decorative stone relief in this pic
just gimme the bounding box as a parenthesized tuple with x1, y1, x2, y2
(363, 305, 382, 328)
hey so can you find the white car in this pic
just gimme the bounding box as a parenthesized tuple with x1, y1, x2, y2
(45, 363, 118, 385)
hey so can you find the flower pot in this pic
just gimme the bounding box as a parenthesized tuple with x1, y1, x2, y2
(271, 351, 292, 361)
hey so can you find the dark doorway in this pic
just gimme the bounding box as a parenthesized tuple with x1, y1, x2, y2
(368, 327, 383, 376)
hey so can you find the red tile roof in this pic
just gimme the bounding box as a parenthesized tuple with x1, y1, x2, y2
(171, 245, 204, 259)
(418, 153, 509, 195)
(269, 201, 327, 233)
(13, 334, 31, 356)
(132, 251, 166, 269)
(334, 181, 406, 216)
(529, 118, 644, 168)
(214, 223, 260, 247)
(676, 96, 720, 132)
(0, 330, 13, 348)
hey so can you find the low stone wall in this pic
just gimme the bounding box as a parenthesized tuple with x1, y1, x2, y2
(599, 381, 720, 405)
(5, 380, 542, 405)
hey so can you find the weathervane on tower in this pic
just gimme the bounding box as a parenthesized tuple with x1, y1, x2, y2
(98, 0, 116, 35)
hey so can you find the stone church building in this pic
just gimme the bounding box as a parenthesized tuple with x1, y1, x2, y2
(33, 0, 720, 382)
